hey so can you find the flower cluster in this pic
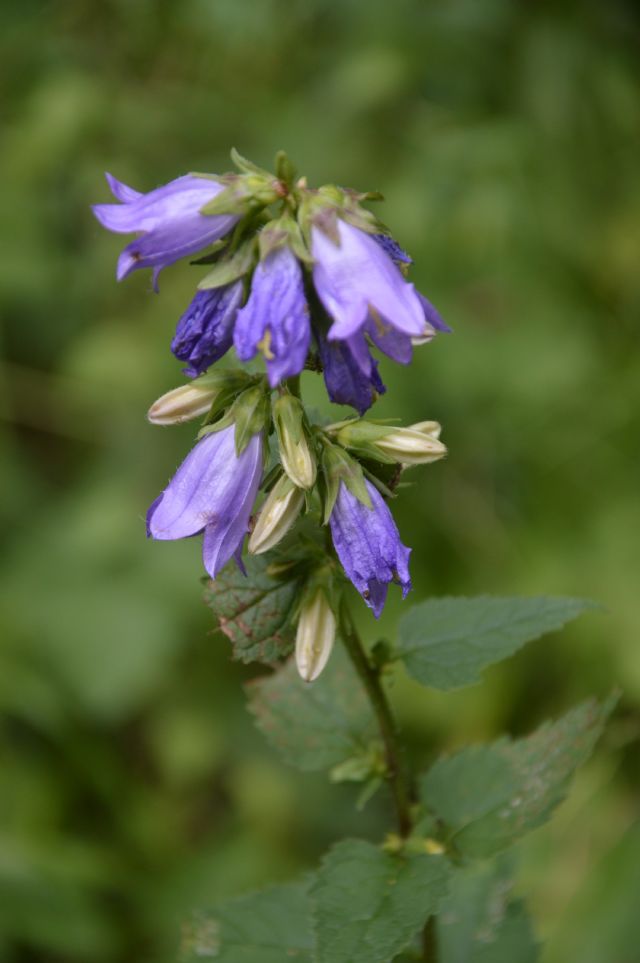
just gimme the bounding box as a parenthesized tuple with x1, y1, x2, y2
(94, 150, 449, 680)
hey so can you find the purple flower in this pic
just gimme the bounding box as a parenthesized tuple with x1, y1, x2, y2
(418, 292, 452, 334)
(311, 219, 428, 341)
(329, 479, 411, 618)
(147, 426, 262, 578)
(233, 247, 310, 387)
(93, 173, 238, 287)
(318, 330, 385, 415)
(172, 282, 243, 377)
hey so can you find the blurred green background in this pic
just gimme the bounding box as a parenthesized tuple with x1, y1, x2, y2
(1, 0, 639, 960)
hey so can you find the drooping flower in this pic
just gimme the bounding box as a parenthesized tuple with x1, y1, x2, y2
(171, 282, 243, 377)
(147, 426, 262, 578)
(311, 219, 428, 341)
(317, 330, 385, 415)
(233, 247, 310, 386)
(92, 173, 238, 287)
(329, 479, 411, 617)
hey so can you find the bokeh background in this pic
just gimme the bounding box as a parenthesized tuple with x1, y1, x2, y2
(1, 1, 639, 960)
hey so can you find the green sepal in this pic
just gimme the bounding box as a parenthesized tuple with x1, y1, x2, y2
(197, 369, 255, 424)
(320, 440, 371, 523)
(231, 384, 272, 455)
(329, 740, 385, 784)
(274, 149, 297, 187)
(230, 146, 272, 178)
(197, 237, 257, 290)
(259, 213, 312, 264)
(200, 172, 281, 218)
(189, 238, 229, 265)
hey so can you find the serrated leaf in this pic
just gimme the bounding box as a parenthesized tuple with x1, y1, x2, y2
(203, 556, 299, 664)
(397, 596, 598, 690)
(310, 839, 451, 963)
(180, 880, 313, 962)
(247, 647, 377, 772)
(438, 855, 539, 963)
(421, 696, 616, 858)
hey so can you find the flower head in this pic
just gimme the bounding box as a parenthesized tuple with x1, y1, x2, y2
(318, 331, 385, 415)
(93, 173, 238, 287)
(172, 282, 243, 377)
(329, 479, 411, 617)
(233, 247, 310, 387)
(311, 219, 428, 341)
(146, 425, 262, 578)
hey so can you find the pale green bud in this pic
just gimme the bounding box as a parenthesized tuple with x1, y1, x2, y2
(273, 395, 317, 490)
(375, 423, 446, 465)
(147, 382, 217, 425)
(248, 476, 304, 555)
(295, 589, 336, 683)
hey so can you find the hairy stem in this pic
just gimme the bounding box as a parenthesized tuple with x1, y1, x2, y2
(339, 602, 414, 837)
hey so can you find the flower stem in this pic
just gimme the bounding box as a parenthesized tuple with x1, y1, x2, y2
(339, 602, 414, 837)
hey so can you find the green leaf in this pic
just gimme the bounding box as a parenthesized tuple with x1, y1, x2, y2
(198, 239, 256, 290)
(438, 856, 539, 963)
(421, 695, 616, 858)
(310, 839, 451, 963)
(180, 880, 313, 962)
(397, 596, 598, 690)
(203, 556, 300, 664)
(247, 647, 377, 772)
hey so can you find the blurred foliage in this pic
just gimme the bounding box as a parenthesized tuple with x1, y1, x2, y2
(0, 0, 639, 960)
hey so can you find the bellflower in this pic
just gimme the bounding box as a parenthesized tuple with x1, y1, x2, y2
(311, 219, 428, 341)
(147, 426, 262, 578)
(329, 479, 411, 618)
(318, 330, 385, 415)
(172, 282, 243, 377)
(93, 173, 238, 286)
(233, 247, 310, 386)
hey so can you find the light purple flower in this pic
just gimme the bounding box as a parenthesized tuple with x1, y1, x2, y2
(311, 219, 428, 341)
(172, 282, 243, 377)
(418, 292, 452, 334)
(147, 426, 262, 578)
(317, 330, 385, 415)
(329, 479, 411, 617)
(93, 173, 238, 287)
(233, 247, 310, 387)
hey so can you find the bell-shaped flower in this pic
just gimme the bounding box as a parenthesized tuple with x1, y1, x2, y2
(311, 219, 428, 341)
(171, 282, 243, 377)
(92, 173, 238, 286)
(146, 425, 262, 578)
(329, 479, 411, 618)
(317, 330, 385, 415)
(233, 247, 311, 386)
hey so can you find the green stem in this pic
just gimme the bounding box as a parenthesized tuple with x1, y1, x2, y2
(421, 916, 437, 962)
(339, 602, 414, 838)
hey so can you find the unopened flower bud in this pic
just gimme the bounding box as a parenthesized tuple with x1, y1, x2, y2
(248, 476, 304, 555)
(295, 589, 336, 682)
(147, 381, 217, 425)
(273, 394, 317, 490)
(375, 423, 446, 465)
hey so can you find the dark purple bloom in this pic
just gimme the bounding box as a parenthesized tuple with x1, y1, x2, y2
(172, 282, 243, 377)
(329, 479, 411, 618)
(373, 233, 412, 265)
(147, 426, 262, 578)
(233, 247, 310, 387)
(93, 173, 238, 288)
(311, 219, 428, 341)
(318, 330, 385, 415)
